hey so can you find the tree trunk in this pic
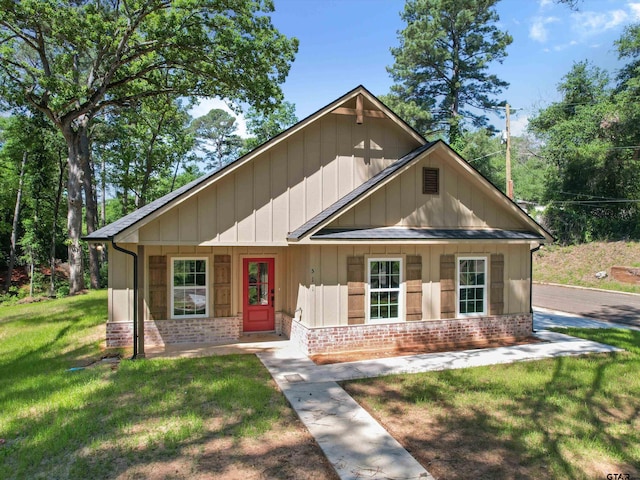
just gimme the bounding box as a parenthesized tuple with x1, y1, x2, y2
(63, 122, 86, 295)
(101, 155, 106, 228)
(4, 151, 27, 293)
(81, 126, 100, 289)
(49, 153, 66, 297)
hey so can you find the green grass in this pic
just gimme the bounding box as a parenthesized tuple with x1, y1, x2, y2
(344, 328, 640, 480)
(0, 291, 294, 479)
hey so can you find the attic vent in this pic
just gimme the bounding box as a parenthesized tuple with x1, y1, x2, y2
(423, 167, 439, 195)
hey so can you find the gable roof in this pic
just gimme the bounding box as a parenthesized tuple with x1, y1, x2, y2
(287, 140, 554, 243)
(287, 141, 437, 241)
(86, 85, 426, 242)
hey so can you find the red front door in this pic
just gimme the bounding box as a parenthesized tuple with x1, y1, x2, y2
(243, 258, 275, 332)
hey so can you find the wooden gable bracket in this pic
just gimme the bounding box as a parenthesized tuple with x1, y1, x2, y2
(331, 94, 387, 124)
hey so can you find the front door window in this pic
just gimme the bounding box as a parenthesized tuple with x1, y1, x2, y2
(243, 258, 275, 331)
(247, 261, 270, 306)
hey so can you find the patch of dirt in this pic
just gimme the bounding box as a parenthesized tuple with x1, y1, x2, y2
(113, 414, 339, 480)
(310, 336, 543, 365)
(16, 296, 53, 304)
(344, 380, 550, 480)
(534, 241, 640, 293)
(0, 263, 69, 291)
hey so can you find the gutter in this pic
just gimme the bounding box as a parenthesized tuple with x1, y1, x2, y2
(110, 238, 138, 360)
(530, 243, 542, 332)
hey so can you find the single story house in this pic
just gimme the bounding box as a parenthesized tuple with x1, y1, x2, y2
(87, 85, 553, 356)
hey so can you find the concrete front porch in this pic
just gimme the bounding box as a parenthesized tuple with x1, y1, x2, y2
(144, 332, 291, 358)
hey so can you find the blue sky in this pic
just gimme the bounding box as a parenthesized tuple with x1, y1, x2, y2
(191, 0, 640, 137)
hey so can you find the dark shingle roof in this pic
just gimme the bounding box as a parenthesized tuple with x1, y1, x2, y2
(310, 227, 545, 241)
(85, 170, 221, 240)
(287, 141, 438, 241)
(86, 85, 428, 242)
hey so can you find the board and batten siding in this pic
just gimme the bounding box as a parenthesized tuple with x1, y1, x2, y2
(296, 244, 532, 328)
(108, 245, 292, 324)
(329, 151, 529, 230)
(108, 243, 531, 327)
(136, 115, 421, 245)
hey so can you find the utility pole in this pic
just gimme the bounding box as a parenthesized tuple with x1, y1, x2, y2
(505, 103, 513, 199)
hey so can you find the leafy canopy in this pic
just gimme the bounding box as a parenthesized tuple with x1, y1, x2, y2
(388, 0, 512, 143)
(0, 0, 299, 125)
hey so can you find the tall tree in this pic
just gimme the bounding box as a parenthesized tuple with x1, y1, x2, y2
(0, 113, 67, 294)
(190, 108, 242, 169)
(388, 0, 512, 143)
(0, 0, 298, 293)
(528, 61, 638, 243)
(243, 100, 298, 151)
(97, 96, 195, 214)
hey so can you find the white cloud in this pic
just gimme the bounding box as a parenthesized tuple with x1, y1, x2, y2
(553, 39, 579, 51)
(189, 98, 248, 138)
(510, 115, 529, 137)
(629, 2, 640, 20)
(530, 16, 559, 43)
(539, 0, 553, 9)
(571, 9, 629, 35)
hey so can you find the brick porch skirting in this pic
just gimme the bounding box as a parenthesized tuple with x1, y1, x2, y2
(284, 313, 533, 356)
(106, 313, 287, 348)
(106, 317, 243, 347)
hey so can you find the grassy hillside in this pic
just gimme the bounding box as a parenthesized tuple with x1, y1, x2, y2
(533, 241, 640, 293)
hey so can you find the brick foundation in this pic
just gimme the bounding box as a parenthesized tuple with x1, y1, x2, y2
(107, 313, 287, 348)
(107, 317, 242, 347)
(285, 313, 533, 356)
(108, 312, 532, 354)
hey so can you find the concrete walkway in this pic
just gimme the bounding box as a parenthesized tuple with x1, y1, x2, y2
(259, 345, 435, 480)
(256, 310, 627, 480)
(147, 311, 632, 480)
(534, 306, 640, 331)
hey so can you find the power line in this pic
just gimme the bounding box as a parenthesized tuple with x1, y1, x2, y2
(468, 150, 503, 163)
(551, 199, 640, 204)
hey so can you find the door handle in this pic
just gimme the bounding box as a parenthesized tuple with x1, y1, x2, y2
(271, 289, 275, 307)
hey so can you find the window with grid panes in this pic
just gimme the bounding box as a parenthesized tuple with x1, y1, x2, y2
(172, 258, 208, 318)
(368, 259, 402, 321)
(457, 257, 487, 316)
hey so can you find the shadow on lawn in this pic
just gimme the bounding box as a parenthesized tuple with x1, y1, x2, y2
(1, 293, 336, 479)
(0, 353, 337, 480)
(345, 330, 640, 480)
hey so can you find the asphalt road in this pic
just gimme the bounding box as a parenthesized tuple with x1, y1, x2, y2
(533, 283, 640, 328)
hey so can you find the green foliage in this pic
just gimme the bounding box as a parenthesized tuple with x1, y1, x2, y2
(56, 283, 70, 298)
(0, 0, 299, 116)
(95, 96, 196, 213)
(529, 58, 640, 243)
(456, 128, 505, 188)
(379, 93, 434, 138)
(0, 0, 298, 291)
(388, 0, 512, 143)
(0, 112, 68, 278)
(243, 100, 298, 152)
(190, 108, 242, 169)
(510, 135, 550, 204)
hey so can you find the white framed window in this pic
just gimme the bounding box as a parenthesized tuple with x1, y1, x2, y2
(367, 258, 403, 322)
(171, 257, 208, 318)
(457, 256, 487, 317)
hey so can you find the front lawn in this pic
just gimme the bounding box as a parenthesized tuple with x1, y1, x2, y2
(343, 328, 640, 480)
(0, 291, 337, 480)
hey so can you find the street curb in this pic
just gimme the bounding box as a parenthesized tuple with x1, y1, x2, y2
(533, 281, 640, 297)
